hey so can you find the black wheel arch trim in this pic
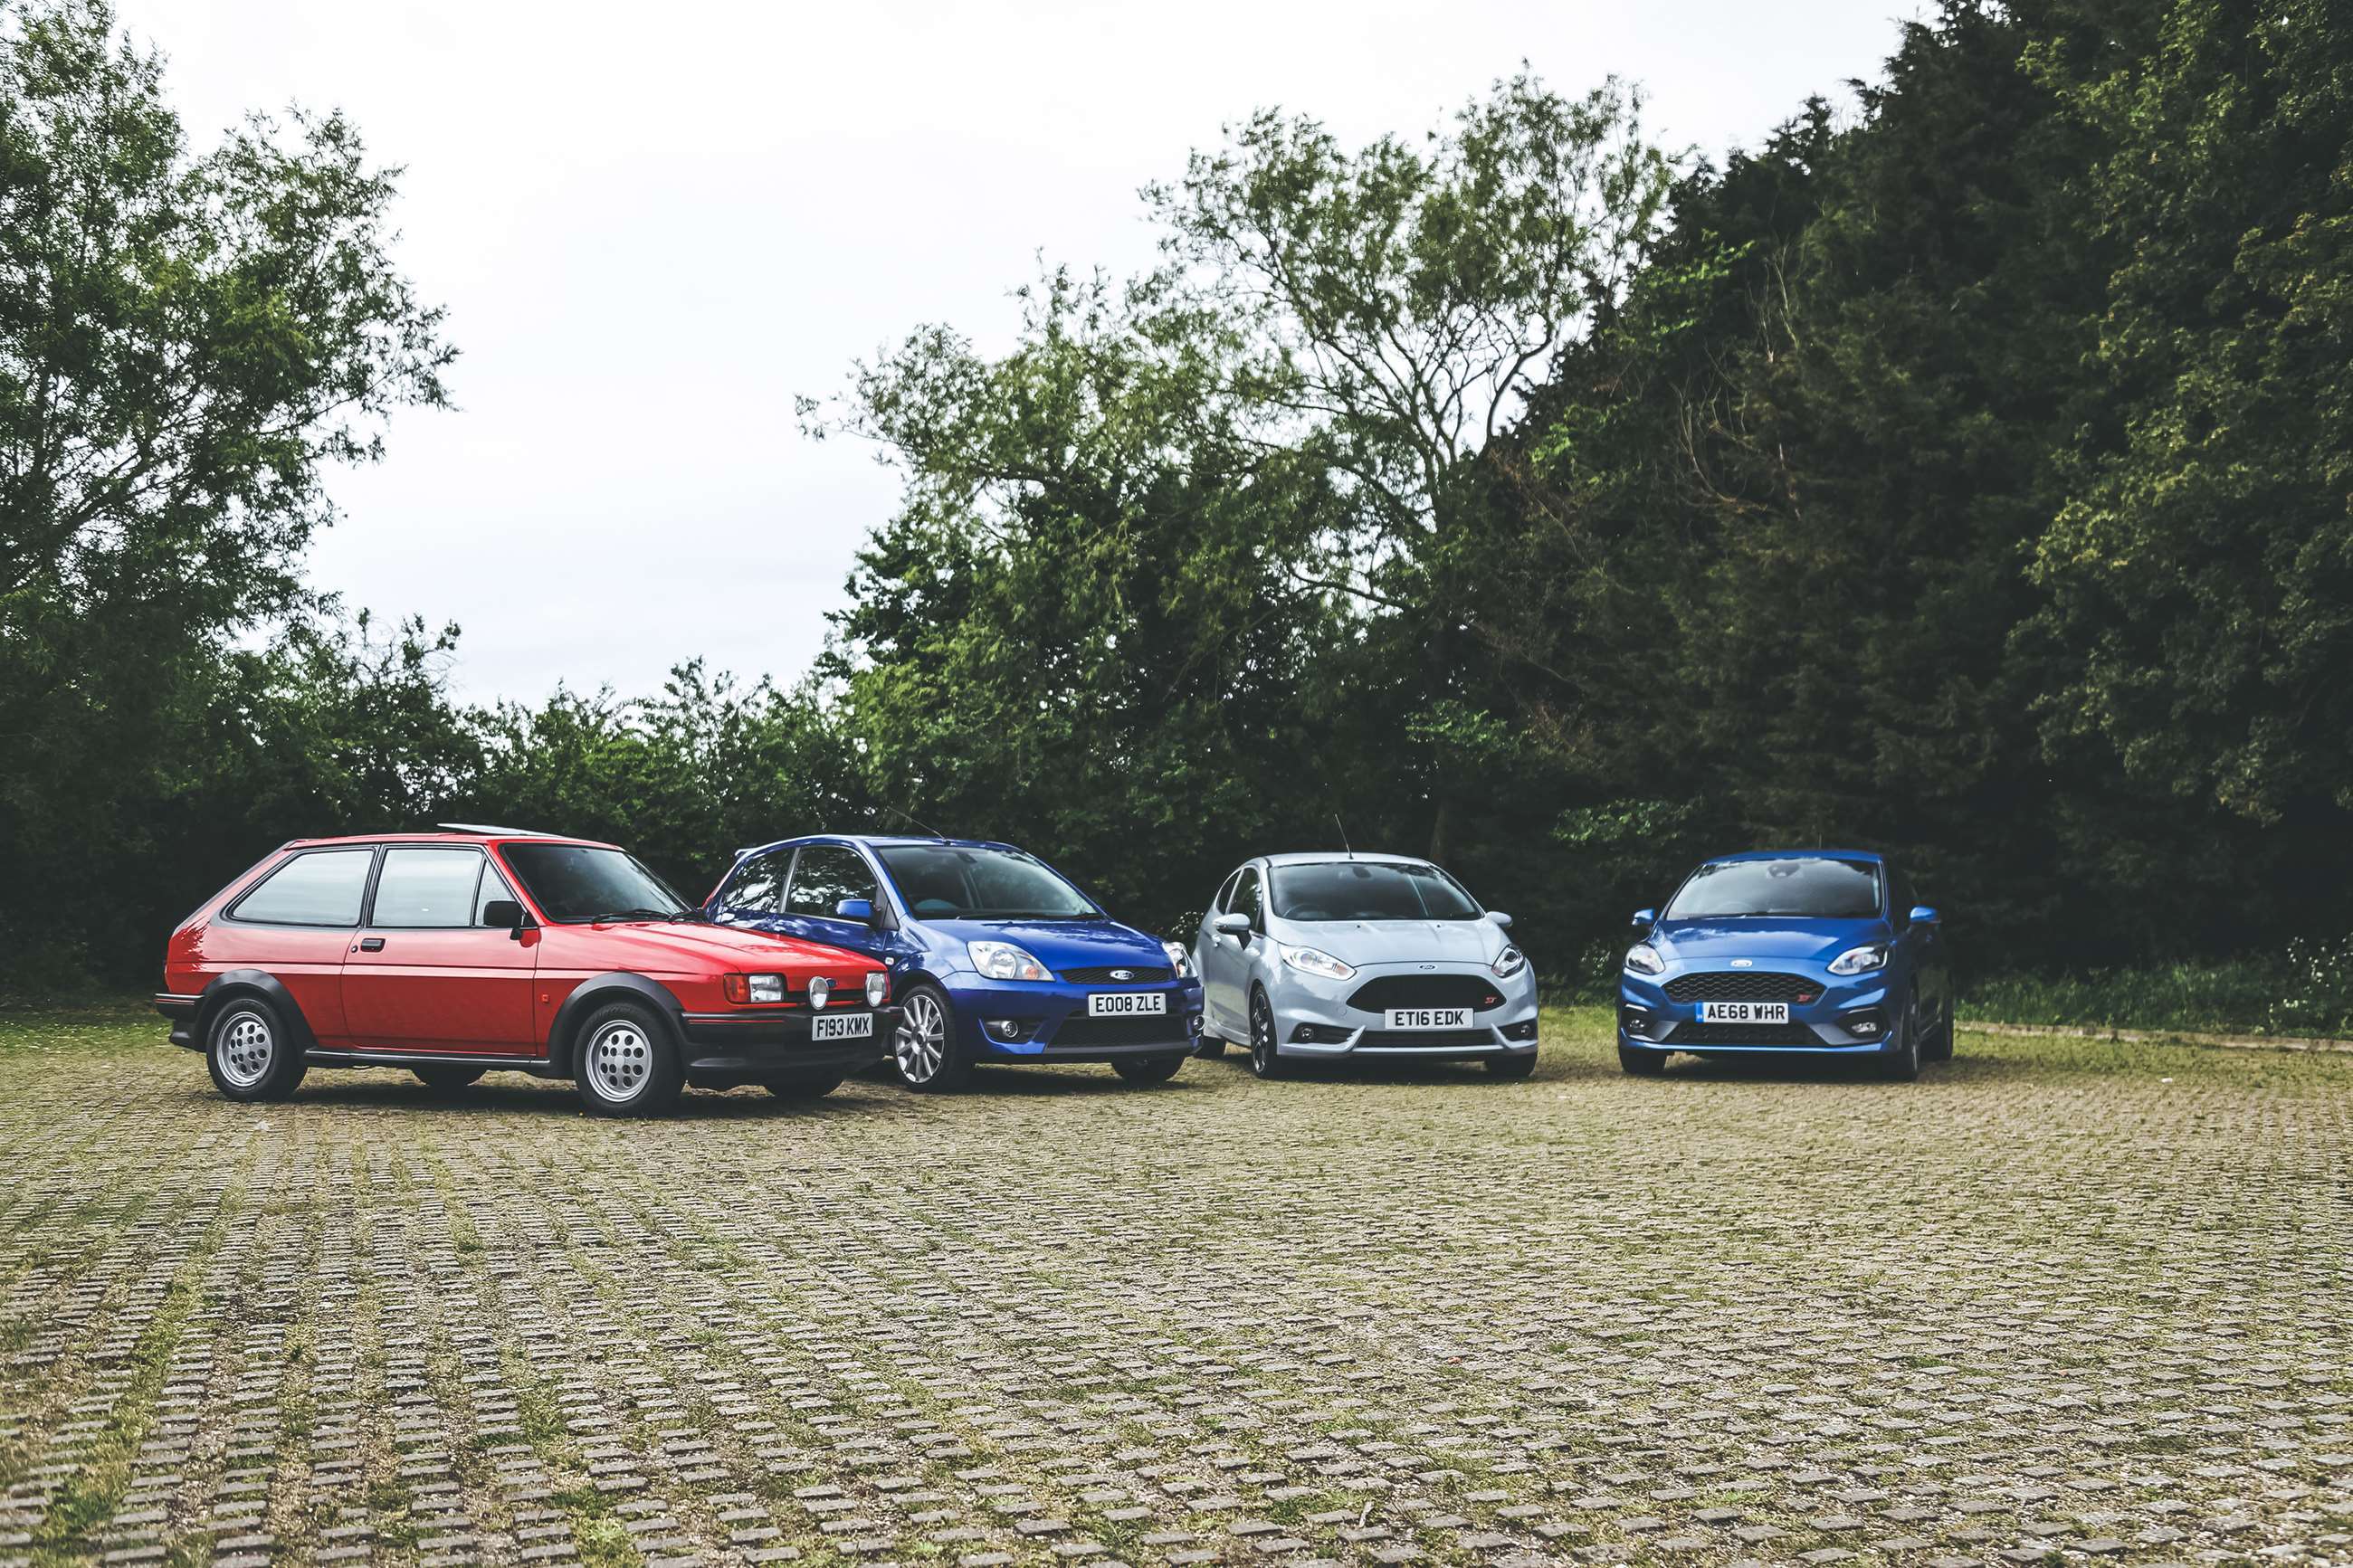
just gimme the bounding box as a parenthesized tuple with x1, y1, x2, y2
(196, 970, 320, 1055)
(548, 973, 688, 1076)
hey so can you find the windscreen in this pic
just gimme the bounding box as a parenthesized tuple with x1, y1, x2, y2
(1269, 861, 1481, 921)
(499, 843, 688, 923)
(873, 845, 1099, 920)
(1664, 857, 1882, 920)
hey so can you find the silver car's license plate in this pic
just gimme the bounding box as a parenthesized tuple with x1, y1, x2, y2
(1386, 1007, 1472, 1029)
(1700, 1001, 1789, 1024)
(1088, 992, 1167, 1017)
(812, 1012, 874, 1041)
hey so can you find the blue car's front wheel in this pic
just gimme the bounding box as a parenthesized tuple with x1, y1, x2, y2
(1878, 993, 1922, 1082)
(891, 983, 970, 1093)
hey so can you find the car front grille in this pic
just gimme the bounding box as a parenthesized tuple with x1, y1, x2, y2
(1044, 1015, 1189, 1049)
(1354, 1029, 1497, 1051)
(1346, 974, 1506, 1012)
(1062, 965, 1174, 984)
(1662, 970, 1820, 1003)
(1664, 1021, 1824, 1047)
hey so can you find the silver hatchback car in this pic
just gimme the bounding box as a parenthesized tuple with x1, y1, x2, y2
(1194, 853, 1539, 1079)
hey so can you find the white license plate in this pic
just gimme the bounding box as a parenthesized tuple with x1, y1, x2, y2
(1088, 991, 1167, 1017)
(1700, 1002, 1790, 1025)
(1386, 1007, 1472, 1030)
(811, 1012, 874, 1041)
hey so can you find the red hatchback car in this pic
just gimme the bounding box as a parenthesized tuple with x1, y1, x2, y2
(153, 827, 897, 1116)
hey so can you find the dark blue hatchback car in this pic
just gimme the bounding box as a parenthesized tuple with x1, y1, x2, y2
(1616, 850, 1951, 1079)
(704, 835, 1204, 1091)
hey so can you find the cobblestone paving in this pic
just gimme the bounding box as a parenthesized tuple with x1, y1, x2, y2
(2, 1009, 2348, 1568)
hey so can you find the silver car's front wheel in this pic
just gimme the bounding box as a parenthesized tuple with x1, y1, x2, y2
(1248, 989, 1287, 1080)
(891, 984, 968, 1092)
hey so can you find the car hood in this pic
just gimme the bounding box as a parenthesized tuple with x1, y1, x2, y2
(574, 918, 881, 973)
(928, 917, 1172, 974)
(1274, 917, 1503, 968)
(1650, 916, 1888, 965)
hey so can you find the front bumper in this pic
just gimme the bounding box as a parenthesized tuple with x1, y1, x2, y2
(942, 976, 1205, 1062)
(1267, 962, 1539, 1060)
(155, 993, 202, 1050)
(678, 1003, 900, 1078)
(1618, 962, 1894, 1053)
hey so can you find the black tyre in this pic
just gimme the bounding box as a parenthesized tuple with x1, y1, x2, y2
(1922, 999, 1956, 1062)
(205, 996, 309, 1103)
(1247, 989, 1288, 1079)
(1878, 994, 1922, 1082)
(1488, 1051, 1537, 1080)
(573, 1000, 685, 1117)
(1195, 1037, 1228, 1059)
(414, 1065, 486, 1092)
(1113, 1053, 1185, 1086)
(1617, 1042, 1667, 1077)
(891, 982, 970, 1092)
(766, 1069, 845, 1099)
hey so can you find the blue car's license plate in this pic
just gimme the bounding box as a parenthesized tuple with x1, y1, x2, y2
(1700, 1002, 1790, 1024)
(1088, 992, 1167, 1017)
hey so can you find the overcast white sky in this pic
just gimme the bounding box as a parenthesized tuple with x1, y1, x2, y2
(117, 1, 1920, 707)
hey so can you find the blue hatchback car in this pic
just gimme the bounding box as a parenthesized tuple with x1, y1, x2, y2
(1616, 850, 1951, 1079)
(704, 835, 1205, 1090)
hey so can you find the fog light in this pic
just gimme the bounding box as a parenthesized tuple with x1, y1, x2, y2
(1624, 1009, 1655, 1039)
(865, 971, 888, 1006)
(1841, 1008, 1884, 1039)
(1290, 1022, 1351, 1044)
(986, 1018, 1028, 1041)
(1502, 1020, 1538, 1041)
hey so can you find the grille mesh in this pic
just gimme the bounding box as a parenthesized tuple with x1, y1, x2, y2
(1347, 974, 1506, 1012)
(1044, 1014, 1189, 1049)
(1062, 965, 1174, 984)
(1662, 971, 1820, 1003)
(1355, 1029, 1498, 1051)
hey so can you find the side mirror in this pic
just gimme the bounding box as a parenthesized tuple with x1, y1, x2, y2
(835, 898, 876, 924)
(481, 899, 526, 931)
(1485, 910, 1513, 928)
(1909, 905, 1939, 925)
(1631, 908, 1657, 928)
(1213, 912, 1253, 936)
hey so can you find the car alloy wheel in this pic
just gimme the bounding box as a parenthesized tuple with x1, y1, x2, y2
(1249, 991, 1283, 1079)
(215, 1007, 274, 1088)
(896, 988, 949, 1085)
(585, 1020, 655, 1103)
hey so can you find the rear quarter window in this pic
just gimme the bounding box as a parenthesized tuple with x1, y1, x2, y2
(228, 849, 375, 927)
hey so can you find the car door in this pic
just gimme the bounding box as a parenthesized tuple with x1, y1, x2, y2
(1887, 863, 1948, 1023)
(340, 846, 540, 1055)
(217, 844, 380, 1047)
(1196, 867, 1245, 1032)
(1203, 864, 1265, 1030)
(771, 843, 891, 964)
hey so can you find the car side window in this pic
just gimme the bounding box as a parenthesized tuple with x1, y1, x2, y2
(474, 857, 521, 923)
(786, 845, 879, 918)
(1234, 867, 1264, 929)
(1890, 867, 1914, 927)
(228, 849, 375, 927)
(1213, 869, 1242, 914)
(371, 848, 489, 928)
(724, 850, 790, 913)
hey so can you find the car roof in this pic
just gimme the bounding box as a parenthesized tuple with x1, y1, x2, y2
(1701, 848, 1886, 864)
(732, 833, 1023, 860)
(1258, 851, 1434, 868)
(280, 830, 619, 851)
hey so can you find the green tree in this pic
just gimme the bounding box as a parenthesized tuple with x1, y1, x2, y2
(0, 0, 452, 985)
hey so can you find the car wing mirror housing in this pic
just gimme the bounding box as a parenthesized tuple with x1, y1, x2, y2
(835, 897, 876, 924)
(1631, 907, 1657, 928)
(1213, 912, 1253, 936)
(1910, 905, 1940, 924)
(481, 899, 527, 932)
(1486, 910, 1513, 927)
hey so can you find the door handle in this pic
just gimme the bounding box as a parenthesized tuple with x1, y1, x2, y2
(358, 937, 385, 952)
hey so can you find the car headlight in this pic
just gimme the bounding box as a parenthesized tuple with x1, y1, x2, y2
(1161, 939, 1195, 978)
(864, 970, 888, 1006)
(1827, 944, 1889, 976)
(723, 973, 786, 1004)
(1277, 943, 1356, 982)
(1624, 945, 1665, 976)
(1491, 946, 1526, 979)
(968, 940, 1053, 982)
